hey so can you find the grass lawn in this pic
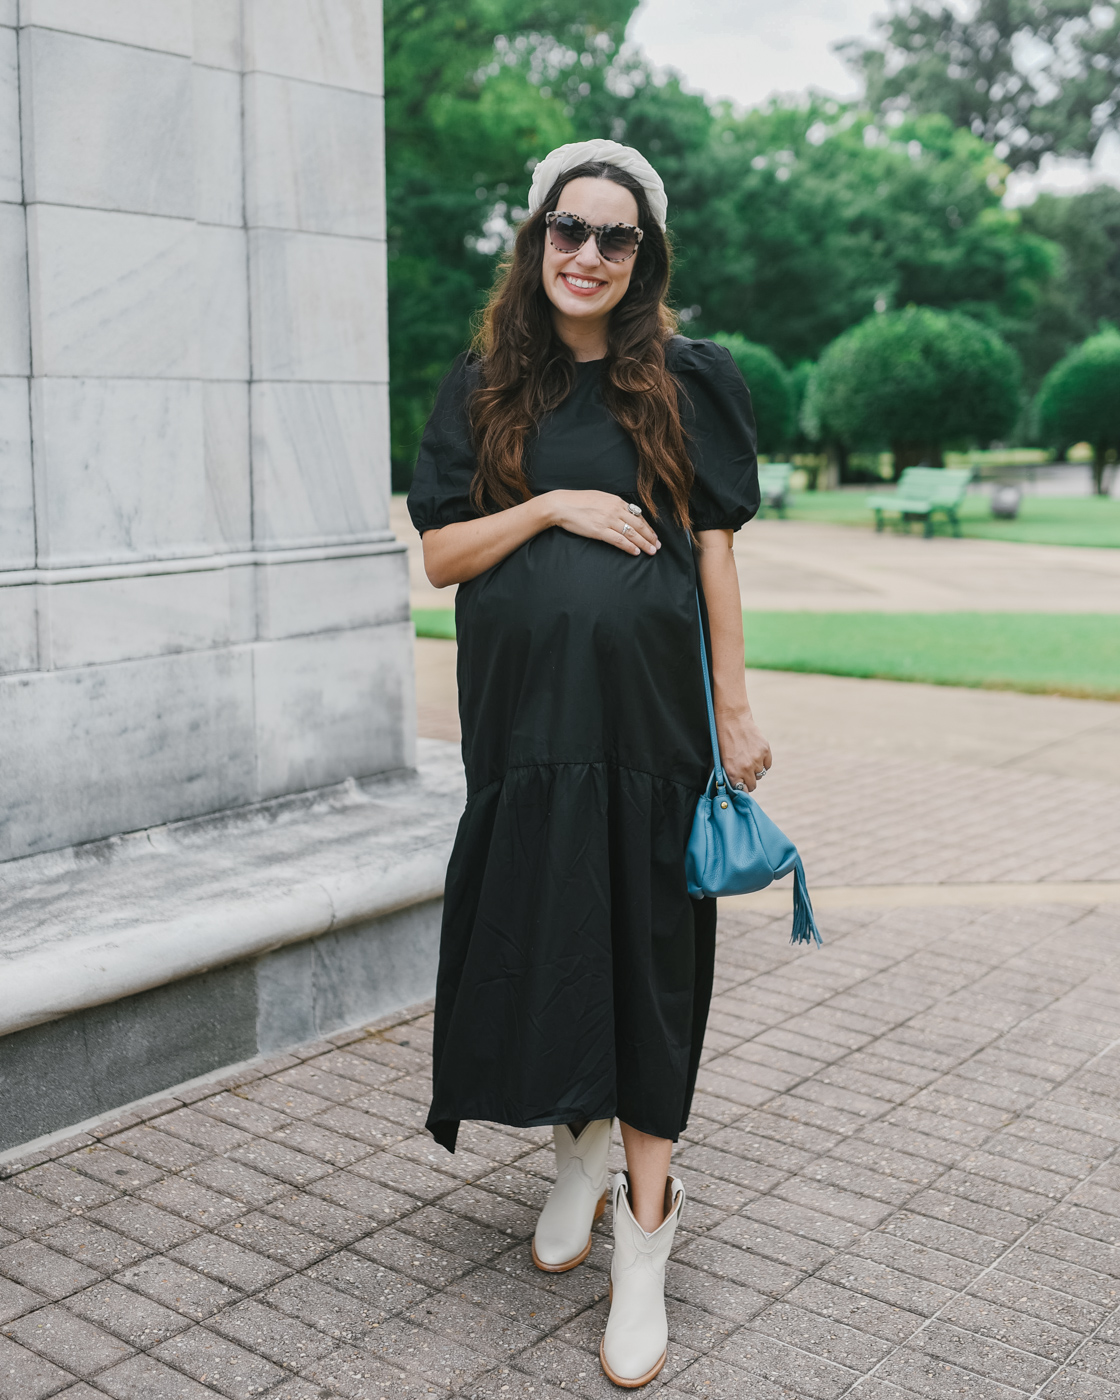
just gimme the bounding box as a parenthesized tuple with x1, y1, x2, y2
(413, 608, 457, 640)
(741, 612, 1119, 700)
(783, 490, 1120, 548)
(413, 608, 1120, 700)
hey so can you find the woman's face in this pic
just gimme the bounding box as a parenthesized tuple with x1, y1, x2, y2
(540, 176, 641, 324)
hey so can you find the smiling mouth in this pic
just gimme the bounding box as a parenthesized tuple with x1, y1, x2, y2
(561, 273, 606, 293)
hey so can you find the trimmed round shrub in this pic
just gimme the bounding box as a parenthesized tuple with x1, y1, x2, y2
(711, 332, 793, 455)
(1036, 329, 1120, 494)
(813, 307, 1021, 471)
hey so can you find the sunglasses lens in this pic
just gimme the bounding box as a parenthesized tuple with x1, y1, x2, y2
(599, 227, 639, 260)
(550, 215, 586, 252)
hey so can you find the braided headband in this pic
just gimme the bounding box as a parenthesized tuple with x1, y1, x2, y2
(526, 139, 668, 230)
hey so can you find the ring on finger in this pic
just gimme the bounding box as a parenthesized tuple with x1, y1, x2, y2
(621, 522, 633, 536)
(755, 769, 767, 780)
(627, 502, 643, 516)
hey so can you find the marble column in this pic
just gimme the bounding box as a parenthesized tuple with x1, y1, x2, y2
(0, 0, 411, 862)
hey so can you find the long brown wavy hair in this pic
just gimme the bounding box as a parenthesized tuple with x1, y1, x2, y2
(468, 160, 693, 528)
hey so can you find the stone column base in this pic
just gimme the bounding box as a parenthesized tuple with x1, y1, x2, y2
(0, 739, 463, 1152)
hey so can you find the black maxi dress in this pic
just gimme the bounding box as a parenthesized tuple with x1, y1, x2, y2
(407, 336, 760, 1153)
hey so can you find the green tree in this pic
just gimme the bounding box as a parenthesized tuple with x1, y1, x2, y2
(813, 306, 1022, 472)
(841, 0, 1120, 171)
(798, 363, 855, 484)
(786, 360, 817, 453)
(1018, 187, 1120, 388)
(384, 0, 637, 482)
(383, 7, 1063, 483)
(710, 333, 792, 454)
(1036, 329, 1120, 493)
(660, 103, 1057, 369)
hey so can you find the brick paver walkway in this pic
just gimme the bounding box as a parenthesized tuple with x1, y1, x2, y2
(760, 752, 1120, 887)
(4, 898, 1120, 1398)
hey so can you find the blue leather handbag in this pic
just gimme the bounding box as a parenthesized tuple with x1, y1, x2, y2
(685, 592, 821, 946)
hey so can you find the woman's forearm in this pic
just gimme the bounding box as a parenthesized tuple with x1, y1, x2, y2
(696, 528, 772, 789)
(422, 488, 661, 586)
(696, 529, 751, 720)
(421, 496, 554, 587)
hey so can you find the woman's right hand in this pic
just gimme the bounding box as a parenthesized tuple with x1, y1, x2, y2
(546, 490, 661, 556)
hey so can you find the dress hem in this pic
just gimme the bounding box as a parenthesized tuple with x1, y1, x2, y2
(426, 1104, 689, 1155)
(463, 757, 710, 804)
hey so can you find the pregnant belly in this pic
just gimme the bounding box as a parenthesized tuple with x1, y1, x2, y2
(462, 528, 688, 649)
(455, 529, 708, 785)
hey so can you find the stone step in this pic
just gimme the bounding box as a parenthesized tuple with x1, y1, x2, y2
(0, 739, 463, 1151)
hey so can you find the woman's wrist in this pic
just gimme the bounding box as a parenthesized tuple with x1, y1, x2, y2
(530, 491, 562, 532)
(713, 692, 753, 724)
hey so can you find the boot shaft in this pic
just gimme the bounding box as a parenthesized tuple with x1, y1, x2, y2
(600, 1171, 685, 1388)
(610, 1172, 685, 1275)
(553, 1118, 612, 1188)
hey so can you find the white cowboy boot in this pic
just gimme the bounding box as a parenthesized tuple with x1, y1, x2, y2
(600, 1172, 685, 1388)
(532, 1119, 612, 1272)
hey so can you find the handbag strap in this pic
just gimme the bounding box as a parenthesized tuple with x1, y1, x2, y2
(694, 587, 727, 789)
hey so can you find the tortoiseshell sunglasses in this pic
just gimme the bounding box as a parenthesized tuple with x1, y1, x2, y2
(545, 210, 644, 263)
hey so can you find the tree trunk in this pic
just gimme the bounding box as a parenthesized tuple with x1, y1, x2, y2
(1093, 443, 1108, 496)
(891, 441, 943, 476)
(829, 440, 850, 485)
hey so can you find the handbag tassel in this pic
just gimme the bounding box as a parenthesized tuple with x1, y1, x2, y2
(791, 858, 823, 947)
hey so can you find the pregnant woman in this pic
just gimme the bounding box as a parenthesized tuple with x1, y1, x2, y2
(407, 139, 768, 1387)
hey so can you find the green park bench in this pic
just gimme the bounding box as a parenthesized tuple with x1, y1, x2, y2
(867, 466, 973, 538)
(757, 462, 794, 518)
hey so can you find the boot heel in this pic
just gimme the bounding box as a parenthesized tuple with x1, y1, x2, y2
(594, 1190, 607, 1222)
(532, 1232, 593, 1273)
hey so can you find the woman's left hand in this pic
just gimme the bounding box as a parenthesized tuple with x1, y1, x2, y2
(716, 708, 773, 793)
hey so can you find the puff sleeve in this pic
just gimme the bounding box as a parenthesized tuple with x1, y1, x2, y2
(406, 354, 482, 533)
(669, 336, 761, 532)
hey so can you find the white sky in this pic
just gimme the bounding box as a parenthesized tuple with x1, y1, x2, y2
(626, 0, 1120, 201)
(627, 0, 881, 109)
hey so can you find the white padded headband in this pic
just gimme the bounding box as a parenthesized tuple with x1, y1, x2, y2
(527, 139, 668, 230)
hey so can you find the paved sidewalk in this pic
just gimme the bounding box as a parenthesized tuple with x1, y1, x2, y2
(390, 497, 1120, 617)
(4, 900, 1120, 1398)
(727, 520, 1120, 614)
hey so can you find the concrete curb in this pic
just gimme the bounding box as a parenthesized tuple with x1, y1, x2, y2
(0, 855, 449, 1037)
(0, 739, 464, 1037)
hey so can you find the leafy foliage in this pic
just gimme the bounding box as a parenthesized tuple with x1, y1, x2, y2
(785, 360, 818, 456)
(841, 0, 1120, 171)
(384, 0, 638, 481)
(710, 333, 792, 453)
(811, 306, 1022, 468)
(384, 4, 1075, 483)
(1018, 187, 1120, 387)
(1036, 328, 1120, 491)
(680, 107, 1056, 369)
